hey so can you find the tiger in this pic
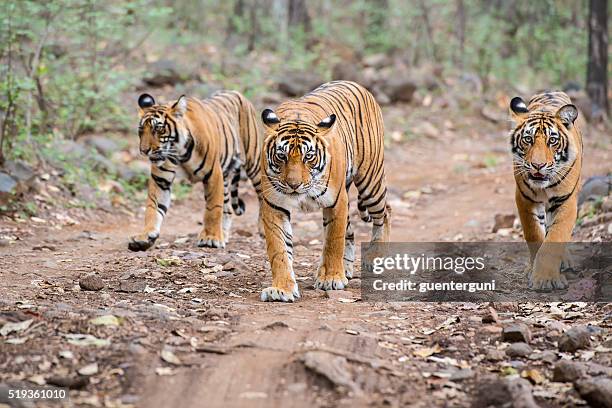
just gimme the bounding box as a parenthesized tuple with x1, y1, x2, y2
(259, 80, 390, 302)
(509, 91, 582, 290)
(128, 91, 263, 251)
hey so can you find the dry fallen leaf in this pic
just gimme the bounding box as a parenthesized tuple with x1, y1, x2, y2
(521, 369, 544, 384)
(413, 344, 442, 358)
(1, 319, 33, 336)
(78, 363, 99, 376)
(161, 349, 182, 365)
(89, 315, 120, 326)
(155, 367, 175, 376)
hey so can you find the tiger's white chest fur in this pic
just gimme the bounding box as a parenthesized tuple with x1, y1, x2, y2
(271, 186, 337, 213)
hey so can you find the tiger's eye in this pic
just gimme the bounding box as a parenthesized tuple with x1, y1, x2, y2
(523, 136, 533, 144)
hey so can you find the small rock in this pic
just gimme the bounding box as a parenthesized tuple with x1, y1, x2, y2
(46, 376, 89, 389)
(485, 349, 505, 361)
(588, 363, 612, 377)
(386, 78, 417, 103)
(278, 70, 324, 97)
(83, 135, 120, 156)
(492, 214, 516, 232)
(118, 280, 146, 293)
(301, 351, 359, 393)
(0, 172, 18, 200)
(539, 350, 558, 363)
(502, 322, 532, 343)
(558, 326, 591, 352)
(214, 270, 233, 278)
(472, 377, 540, 408)
(552, 360, 586, 383)
(575, 377, 612, 408)
(578, 175, 612, 206)
(482, 307, 499, 324)
(143, 59, 190, 87)
(450, 368, 474, 382)
(79, 274, 105, 291)
(506, 343, 533, 358)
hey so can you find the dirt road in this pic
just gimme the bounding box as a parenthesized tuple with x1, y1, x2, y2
(0, 115, 609, 407)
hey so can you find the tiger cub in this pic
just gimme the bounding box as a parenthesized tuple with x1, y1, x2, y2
(259, 81, 390, 302)
(129, 91, 262, 251)
(509, 92, 582, 290)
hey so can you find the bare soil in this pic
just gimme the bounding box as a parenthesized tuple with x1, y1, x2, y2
(0, 109, 610, 408)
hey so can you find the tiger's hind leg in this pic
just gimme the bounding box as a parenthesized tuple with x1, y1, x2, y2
(222, 180, 233, 245)
(230, 171, 245, 215)
(197, 164, 225, 248)
(343, 216, 356, 279)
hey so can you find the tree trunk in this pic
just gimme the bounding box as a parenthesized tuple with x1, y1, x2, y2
(586, 0, 609, 117)
(225, 0, 245, 47)
(288, 0, 311, 33)
(455, 0, 466, 69)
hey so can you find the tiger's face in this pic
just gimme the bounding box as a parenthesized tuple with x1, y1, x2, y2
(137, 93, 189, 166)
(261, 109, 336, 196)
(510, 97, 578, 188)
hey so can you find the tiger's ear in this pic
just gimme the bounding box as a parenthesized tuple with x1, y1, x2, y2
(171, 95, 188, 117)
(510, 97, 529, 121)
(556, 104, 578, 128)
(316, 114, 337, 136)
(261, 109, 280, 131)
(138, 93, 155, 115)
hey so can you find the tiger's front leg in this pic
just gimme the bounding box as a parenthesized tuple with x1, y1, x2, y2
(128, 166, 175, 251)
(260, 200, 299, 302)
(314, 189, 349, 290)
(530, 195, 576, 290)
(197, 165, 226, 248)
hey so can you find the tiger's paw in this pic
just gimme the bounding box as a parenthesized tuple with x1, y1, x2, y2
(560, 250, 575, 272)
(128, 233, 158, 252)
(260, 284, 300, 302)
(197, 237, 226, 248)
(344, 260, 354, 279)
(233, 198, 245, 216)
(528, 265, 568, 291)
(314, 265, 348, 290)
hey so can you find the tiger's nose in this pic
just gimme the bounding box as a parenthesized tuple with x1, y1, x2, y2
(532, 162, 546, 170)
(287, 180, 301, 189)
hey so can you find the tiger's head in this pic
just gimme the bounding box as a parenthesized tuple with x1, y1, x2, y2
(261, 109, 337, 197)
(509, 97, 578, 188)
(137, 93, 190, 166)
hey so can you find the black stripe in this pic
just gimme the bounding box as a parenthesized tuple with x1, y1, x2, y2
(264, 198, 291, 220)
(152, 174, 172, 190)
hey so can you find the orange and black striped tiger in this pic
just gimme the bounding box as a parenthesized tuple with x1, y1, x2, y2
(129, 91, 263, 251)
(259, 80, 390, 302)
(510, 91, 582, 290)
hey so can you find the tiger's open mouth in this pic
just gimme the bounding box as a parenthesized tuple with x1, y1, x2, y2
(528, 172, 548, 181)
